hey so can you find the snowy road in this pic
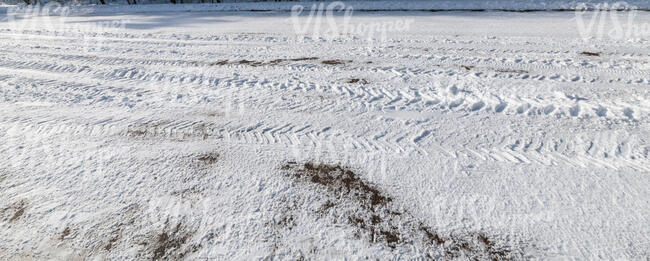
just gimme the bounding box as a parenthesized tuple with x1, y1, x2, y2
(1, 9, 649, 259)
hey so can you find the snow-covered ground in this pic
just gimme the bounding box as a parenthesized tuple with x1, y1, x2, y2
(0, 5, 649, 260)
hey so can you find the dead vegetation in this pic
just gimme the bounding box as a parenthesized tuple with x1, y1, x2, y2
(237, 59, 264, 66)
(126, 121, 168, 138)
(126, 122, 216, 140)
(461, 65, 529, 74)
(3, 200, 27, 222)
(188, 152, 221, 178)
(148, 221, 200, 260)
(196, 152, 219, 164)
(86, 204, 140, 254)
(105, 230, 120, 251)
(211, 60, 229, 66)
(39, 203, 203, 259)
(496, 68, 529, 74)
(580, 51, 601, 57)
(347, 78, 369, 84)
(288, 162, 392, 208)
(189, 57, 354, 67)
(461, 65, 475, 70)
(322, 60, 351, 65)
(170, 188, 203, 198)
(192, 57, 319, 67)
(280, 162, 528, 259)
(60, 227, 71, 240)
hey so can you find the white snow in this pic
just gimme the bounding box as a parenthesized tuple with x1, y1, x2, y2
(0, 5, 649, 260)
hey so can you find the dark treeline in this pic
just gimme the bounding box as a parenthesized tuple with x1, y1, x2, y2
(3, 0, 305, 5)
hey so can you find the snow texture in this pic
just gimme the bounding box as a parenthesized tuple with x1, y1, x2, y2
(0, 4, 649, 260)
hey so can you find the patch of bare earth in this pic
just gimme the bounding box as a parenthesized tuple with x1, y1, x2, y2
(496, 68, 529, 74)
(147, 221, 200, 260)
(196, 152, 219, 164)
(580, 51, 601, 57)
(461, 65, 475, 70)
(462, 65, 529, 74)
(193, 57, 319, 67)
(60, 227, 71, 240)
(322, 59, 351, 65)
(278, 162, 531, 259)
(2, 200, 27, 222)
(347, 78, 369, 84)
(126, 122, 217, 140)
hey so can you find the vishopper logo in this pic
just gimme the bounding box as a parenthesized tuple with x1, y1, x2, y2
(290, 1, 413, 46)
(574, 1, 650, 41)
(4, 3, 129, 54)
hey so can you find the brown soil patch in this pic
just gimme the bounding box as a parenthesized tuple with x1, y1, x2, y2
(289, 57, 319, 61)
(496, 68, 529, 74)
(580, 51, 601, 57)
(347, 78, 369, 84)
(281, 162, 528, 259)
(237, 59, 264, 66)
(210, 60, 229, 66)
(150, 222, 200, 260)
(286, 162, 391, 208)
(105, 231, 120, 251)
(461, 65, 475, 70)
(6, 201, 27, 222)
(195, 57, 319, 67)
(196, 152, 219, 164)
(322, 60, 350, 65)
(60, 227, 71, 240)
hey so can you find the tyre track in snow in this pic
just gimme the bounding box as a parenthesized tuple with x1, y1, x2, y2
(2, 30, 648, 122)
(0, 27, 648, 171)
(2, 101, 647, 172)
(1, 50, 647, 122)
(1, 81, 646, 170)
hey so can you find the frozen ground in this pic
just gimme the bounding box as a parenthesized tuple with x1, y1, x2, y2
(0, 6, 649, 260)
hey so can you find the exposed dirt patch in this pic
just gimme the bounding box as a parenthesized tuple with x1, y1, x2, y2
(280, 162, 529, 259)
(126, 121, 169, 138)
(105, 230, 121, 251)
(126, 122, 219, 140)
(210, 60, 229, 66)
(347, 78, 369, 84)
(170, 188, 203, 198)
(149, 221, 200, 260)
(461, 65, 475, 70)
(580, 51, 601, 57)
(126, 129, 148, 137)
(288, 162, 391, 208)
(4, 200, 27, 222)
(60, 227, 71, 240)
(268, 57, 319, 65)
(496, 68, 529, 74)
(318, 200, 336, 214)
(322, 60, 351, 65)
(196, 57, 319, 67)
(237, 59, 264, 66)
(196, 152, 219, 164)
(290, 57, 319, 61)
(93, 205, 139, 254)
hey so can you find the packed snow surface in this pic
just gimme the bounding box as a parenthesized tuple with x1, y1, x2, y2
(0, 6, 649, 260)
